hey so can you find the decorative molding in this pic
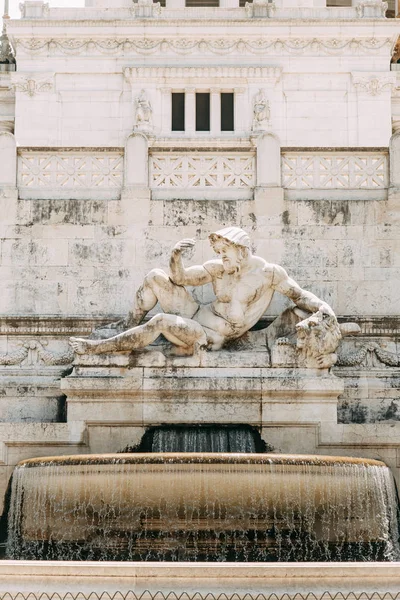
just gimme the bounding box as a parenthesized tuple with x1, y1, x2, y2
(11, 74, 54, 97)
(0, 340, 73, 368)
(252, 89, 270, 132)
(0, 316, 115, 336)
(352, 73, 397, 96)
(19, 2, 50, 19)
(15, 37, 393, 57)
(124, 66, 281, 81)
(150, 152, 256, 189)
(355, 0, 387, 17)
(134, 89, 153, 134)
(281, 152, 388, 190)
(245, 0, 276, 18)
(0, 315, 398, 338)
(18, 151, 123, 190)
(132, 0, 161, 18)
(337, 342, 400, 368)
(0, 119, 14, 134)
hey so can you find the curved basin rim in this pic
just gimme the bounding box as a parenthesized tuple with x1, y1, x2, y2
(16, 453, 387, 469)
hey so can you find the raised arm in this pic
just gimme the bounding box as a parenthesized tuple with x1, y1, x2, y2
(169, 239, 213, 287)
(271, 264, 335, 316)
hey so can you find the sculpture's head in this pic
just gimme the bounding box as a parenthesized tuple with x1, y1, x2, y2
(209, 227, 251, 274)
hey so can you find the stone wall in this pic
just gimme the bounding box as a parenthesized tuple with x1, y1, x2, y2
(0, 1, 399, 522)
(1, 191, 398, 317)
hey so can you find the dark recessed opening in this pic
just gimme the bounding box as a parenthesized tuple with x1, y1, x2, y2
(221, 92, 234, 132)
(172, 92, 185, 132)
(186, 0, 219, 6)
(196, 92, 210, 132)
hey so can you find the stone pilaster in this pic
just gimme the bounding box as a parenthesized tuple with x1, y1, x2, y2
(121, 132, 151, 224)
(0, 131, 17, 204)
(254, 132, 284, 224)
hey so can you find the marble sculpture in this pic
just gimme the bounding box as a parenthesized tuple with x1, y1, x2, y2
(69, 226, 352, 368)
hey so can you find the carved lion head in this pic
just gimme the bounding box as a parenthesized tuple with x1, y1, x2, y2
(296, 310, 342, 359)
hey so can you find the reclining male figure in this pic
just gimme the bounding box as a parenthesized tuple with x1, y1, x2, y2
(70, 227, 334, 357)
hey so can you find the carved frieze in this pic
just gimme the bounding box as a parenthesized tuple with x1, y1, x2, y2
(337, 342, 400, 368)
(0, 340, 74, 368)
(15, 37, 393, 57)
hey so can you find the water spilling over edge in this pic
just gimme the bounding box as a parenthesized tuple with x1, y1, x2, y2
(5, 453, 400, 563)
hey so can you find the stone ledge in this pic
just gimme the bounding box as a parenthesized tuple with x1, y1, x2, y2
(0, 561, 399, 594)
(0, 315, 398, 337)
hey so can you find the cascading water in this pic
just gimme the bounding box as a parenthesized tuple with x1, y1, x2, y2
(6, 453, 400, 562)
(126, 425, 268, 453)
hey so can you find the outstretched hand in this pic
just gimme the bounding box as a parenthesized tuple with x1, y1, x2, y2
(172, 239, 196, 253)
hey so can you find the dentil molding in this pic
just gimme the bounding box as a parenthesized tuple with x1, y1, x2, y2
(124, 65, 282, 82)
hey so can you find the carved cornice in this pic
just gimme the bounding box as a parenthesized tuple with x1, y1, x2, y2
(0, 315, 398, 338)
(11, 73, 54, 96)
(124, 65, 281, 82)
(352, 72, 397, 95)
(0, 316, 115, 336)
(14, 37, 393, 57)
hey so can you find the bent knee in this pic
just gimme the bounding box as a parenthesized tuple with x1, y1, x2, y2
(149, 312, 166, 326)
(145, 268, 168, 287)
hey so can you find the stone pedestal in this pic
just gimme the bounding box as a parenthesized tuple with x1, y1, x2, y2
(62, 353, 343, 431)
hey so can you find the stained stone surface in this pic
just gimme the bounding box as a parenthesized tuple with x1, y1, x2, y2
(0, 0, 399, 565)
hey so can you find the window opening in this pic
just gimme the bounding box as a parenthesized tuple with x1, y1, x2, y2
(186, 0, 219, 6)
(172, 93, 185, 132)
(221, 93, 234, 132)
(196, 93, 210, 132)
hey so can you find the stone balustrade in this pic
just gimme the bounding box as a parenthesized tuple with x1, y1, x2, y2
(14, 147, 391, 201)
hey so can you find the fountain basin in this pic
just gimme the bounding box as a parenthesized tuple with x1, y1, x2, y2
(6, 453, 400, 562)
